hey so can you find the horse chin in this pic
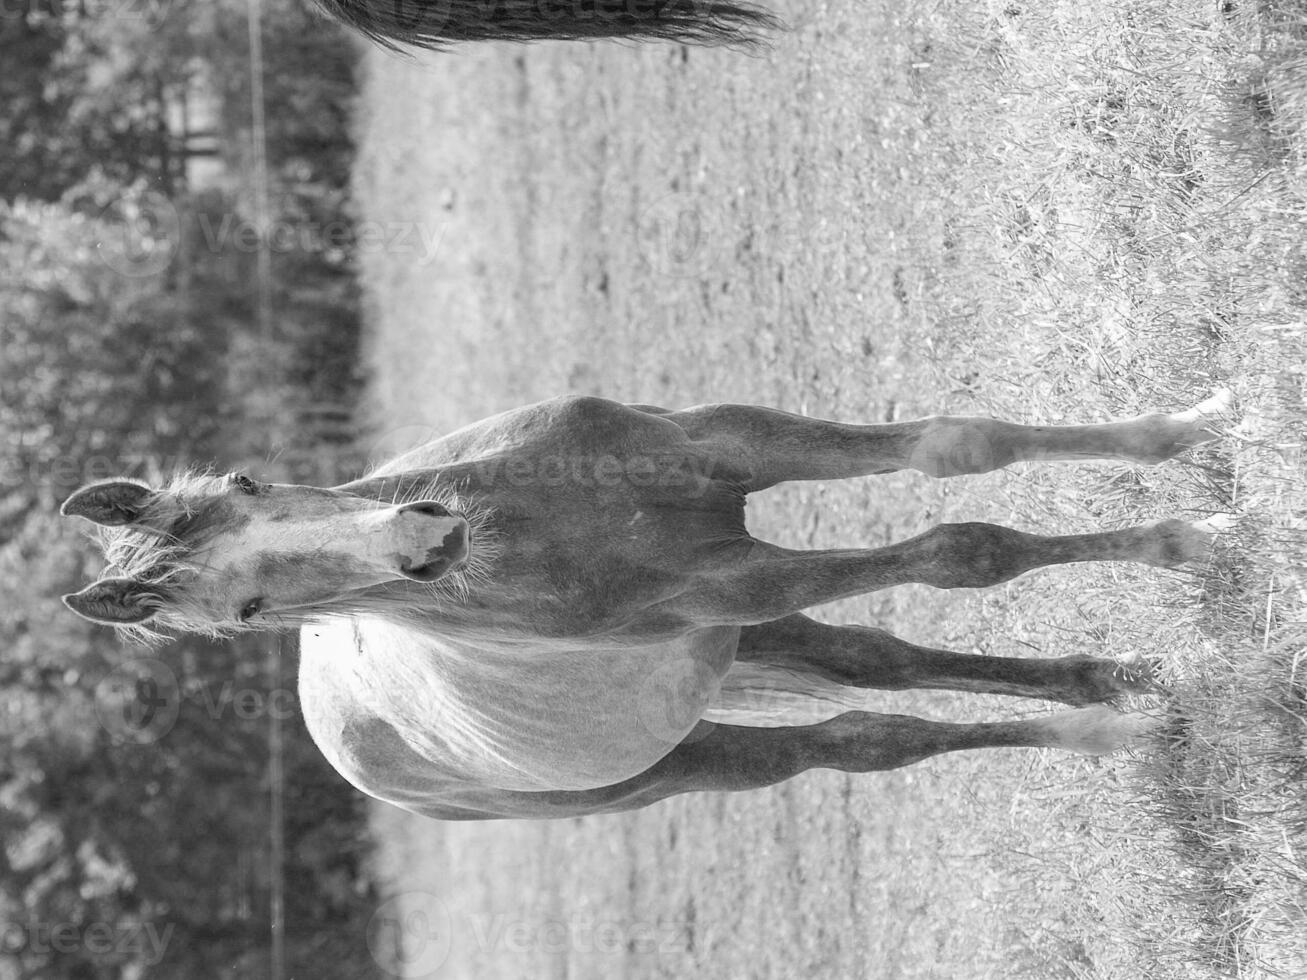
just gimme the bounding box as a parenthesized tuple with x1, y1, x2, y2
(399, 555, 458, 583)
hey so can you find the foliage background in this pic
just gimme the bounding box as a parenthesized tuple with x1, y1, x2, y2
(0, 1, 379, 976)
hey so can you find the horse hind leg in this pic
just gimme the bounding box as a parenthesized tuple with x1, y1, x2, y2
(700, 705, 1161, 779)
(488, 705, 1158, 818)
(808, 705, 1159, 770)
(662, 389, 1233, 490)
(906, 387, 1236, 476)
(733, 614, 1153, 708)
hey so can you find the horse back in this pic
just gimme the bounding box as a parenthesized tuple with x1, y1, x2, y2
(368, 396, 750, 483)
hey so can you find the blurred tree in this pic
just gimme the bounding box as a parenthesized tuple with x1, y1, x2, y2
(0, 3, 81, 202)
(0, 1, 188, 201)
(0, 2, 379, 977)
(0, 195, 228, 536)
(0, 517, 381, 978)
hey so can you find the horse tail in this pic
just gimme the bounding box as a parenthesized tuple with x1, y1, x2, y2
(314, 0, 782, 48)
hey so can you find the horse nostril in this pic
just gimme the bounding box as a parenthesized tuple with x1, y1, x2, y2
(399, 501, 451, 518)
(400, 555, 454, 582)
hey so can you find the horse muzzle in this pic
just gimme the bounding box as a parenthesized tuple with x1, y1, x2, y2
(393, 501, 470, 582)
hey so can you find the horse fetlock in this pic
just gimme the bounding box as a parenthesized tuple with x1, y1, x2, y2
(1040, 706, 1160, 755)
(1143, 388, 1235, 462)
(1056, 654, 1153, 704)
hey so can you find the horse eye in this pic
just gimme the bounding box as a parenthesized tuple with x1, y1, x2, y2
(232, 474, 260, 495)
(239, 599, 265, 622)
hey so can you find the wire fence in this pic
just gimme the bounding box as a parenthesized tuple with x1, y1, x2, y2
(242, 0, 286, 976)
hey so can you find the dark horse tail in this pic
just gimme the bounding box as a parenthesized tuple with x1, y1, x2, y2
(314, 0, 782, 47)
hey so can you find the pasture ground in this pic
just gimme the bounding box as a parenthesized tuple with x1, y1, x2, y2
(351, 0, 1307, 976)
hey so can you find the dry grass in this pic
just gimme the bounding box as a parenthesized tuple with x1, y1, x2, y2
(896, 1, 1307, 974)
(350, 0, 1307, 976)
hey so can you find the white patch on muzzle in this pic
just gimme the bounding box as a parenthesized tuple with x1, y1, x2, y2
(384, 502, 471, 582)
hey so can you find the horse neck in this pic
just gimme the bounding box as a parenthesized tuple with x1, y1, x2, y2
(335, 469, 449, 501)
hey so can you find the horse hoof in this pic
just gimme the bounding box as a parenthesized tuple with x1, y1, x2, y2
(1042, 706, 1161, 755)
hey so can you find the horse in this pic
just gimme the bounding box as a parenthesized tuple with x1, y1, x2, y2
(311, 0, 782, 49)
(60, 392, 1233, 821)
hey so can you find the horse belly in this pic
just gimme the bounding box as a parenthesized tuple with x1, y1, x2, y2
(310, 619, 739, 795)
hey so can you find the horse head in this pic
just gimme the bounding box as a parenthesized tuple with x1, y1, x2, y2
(59, 473, 471, 637)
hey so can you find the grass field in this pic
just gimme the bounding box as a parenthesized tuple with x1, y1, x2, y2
(349, 0, 1307, 976)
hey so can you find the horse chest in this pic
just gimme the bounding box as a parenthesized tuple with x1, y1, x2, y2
(458, 478, 748, 638)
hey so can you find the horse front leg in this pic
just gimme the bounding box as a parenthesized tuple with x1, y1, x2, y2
(667, 391, 1231, 490)
(736, 614, 1151, 706)
(689, 516, 1229, 624)
(475, 708, 1156, 818)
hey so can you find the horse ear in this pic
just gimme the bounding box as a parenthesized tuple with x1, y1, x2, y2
(61, 480, 155, 527)
(62, 578, 161, 626)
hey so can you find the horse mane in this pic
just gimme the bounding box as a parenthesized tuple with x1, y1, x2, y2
(313, 0, 782, 49)
(89, 469, 502, 647)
